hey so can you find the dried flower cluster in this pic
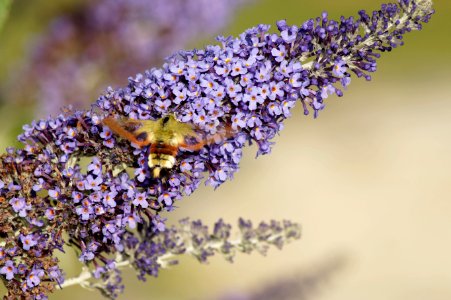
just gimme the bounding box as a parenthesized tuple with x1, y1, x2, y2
(0, 0, 433, 298)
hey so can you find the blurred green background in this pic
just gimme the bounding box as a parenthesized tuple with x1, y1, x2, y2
(1, 0, 450, 299)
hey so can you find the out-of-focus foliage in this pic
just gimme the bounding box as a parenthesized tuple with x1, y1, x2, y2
(0, 0, 12, 33)
(1, 0, 253, 118)
(215, 255, 347, 300)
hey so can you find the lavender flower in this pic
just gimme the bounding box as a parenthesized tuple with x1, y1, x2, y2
(0, 0, 433, 298)
(3, 0, 253, 117)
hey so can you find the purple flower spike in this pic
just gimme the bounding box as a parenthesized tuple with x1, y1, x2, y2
(0, 1, 434, 298)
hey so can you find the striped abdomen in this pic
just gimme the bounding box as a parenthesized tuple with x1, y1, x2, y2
(148, 142, 179, 177)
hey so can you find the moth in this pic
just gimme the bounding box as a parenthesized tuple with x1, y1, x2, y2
(103, 115, 232, 178)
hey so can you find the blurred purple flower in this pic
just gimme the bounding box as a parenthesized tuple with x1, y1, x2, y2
(216, 256, 346, 300)
(3, 0, 254, 117)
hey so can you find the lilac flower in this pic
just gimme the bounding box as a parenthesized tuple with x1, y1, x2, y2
(271, 45, 286, 62)
(155, 99, 172, 113)
(1, 260, 17, 280)
(60, 141, 76, 154)
(85, 175, 103, 191)
(100, 127, 113, 140)
(231, 112, 246, 130)
(243, 90, 265, 110)
(103, 138, 115, 148)
(89, 191, 102, 203)
(133, 192, 149, 208)
(172, 85, 188, 104)
(103, 190, 118, 208)
(48, 266, 64, 284)
(94, 205, 105, 216)
(76, 205, 93, 221)
(72, 191, 83, 203)
(125, 213, 141, 229)
(20, 234, 37, 251)
(9, 197, 30, 217)
(127, 218, 301, 283)
(9, 197, 25, 213)
(27, 269, 44, 287)
(320, 84, 336, 99)
(226, 78, 243, 97)
(158, 192, 174, 207)
(280, 23, 298, 43)
(45, 208, 56, 220)
(134, 168, 147, 182)
(8, 182, 21, 191)
(80, 251, 95, 262)
(88, 157, 102, 175)
(32, 178, 45, 191)
(333, 60, 347, 77)
(98, 0, 433, 207)
(48, 188, 61, 199)
(231, 61, 248, 76)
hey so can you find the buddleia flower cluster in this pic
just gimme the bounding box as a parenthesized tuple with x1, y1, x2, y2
(0, 0, 433, 298)
(3, 0, 253, 116)
(60, 218, 301, 298)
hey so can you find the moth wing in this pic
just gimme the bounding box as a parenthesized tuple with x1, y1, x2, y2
(103, 117, 156, 147)
(180, 123, 236, 151)
(130, 119, 159, 136)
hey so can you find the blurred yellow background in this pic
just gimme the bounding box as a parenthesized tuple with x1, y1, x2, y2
(1, 0, 450, 299)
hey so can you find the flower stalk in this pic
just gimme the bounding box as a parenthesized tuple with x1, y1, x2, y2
(59, 218, 301, 296)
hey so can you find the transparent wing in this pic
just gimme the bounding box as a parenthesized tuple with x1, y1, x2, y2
(180, 123, 235, 151)
(103, 117, 155, 147)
